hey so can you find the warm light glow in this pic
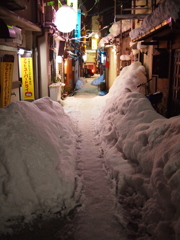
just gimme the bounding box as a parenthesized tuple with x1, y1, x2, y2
(18, 49, 24, 55)
(64, 59, 68, 74)
(82, 54, 87, 62)
(91, 38, 98, 50)
(101, 54, 106, 64)
(57, 56, 62, 63)
(94, 33, 99, 39)
(55, 5, 77, 33)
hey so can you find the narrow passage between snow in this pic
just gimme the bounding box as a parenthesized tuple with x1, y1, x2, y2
(63, 78, 128, 240)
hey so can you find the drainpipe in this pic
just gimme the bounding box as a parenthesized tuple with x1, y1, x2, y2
(167, 38, 172, 117)
(35, 28, 45, 99)
(114, 0, 116, 22)
(34, 1, 45, 99)
(131, 0, 136, 30)
(117, 1, 123, 76)
(152, 0, 157, 11)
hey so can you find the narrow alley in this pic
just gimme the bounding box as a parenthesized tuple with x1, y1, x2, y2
(0, 76, 129, 240)
(1, 64, 179, 240)
(63, 76, 128, 240)
(0, 1, 180, 239)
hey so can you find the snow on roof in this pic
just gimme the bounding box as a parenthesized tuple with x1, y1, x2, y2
(99, 20, 131, 48)
(129, 0, 180, 40)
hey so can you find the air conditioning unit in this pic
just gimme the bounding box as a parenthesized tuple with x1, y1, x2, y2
(45, 6, 56, 23)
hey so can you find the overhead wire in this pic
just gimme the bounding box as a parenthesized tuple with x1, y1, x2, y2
(87, 0, 99, 13)
(79, 0, 88, 8)
(87, 0, 132, 16)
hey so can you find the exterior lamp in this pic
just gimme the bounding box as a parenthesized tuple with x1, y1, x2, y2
(94, 33, 99, 39)
(57, 56, 62, 63)
(101, 53, 106, 64)
(18, 48, 25, 55)
(82, 53, 87, 62)
(55, 5, 77, 33)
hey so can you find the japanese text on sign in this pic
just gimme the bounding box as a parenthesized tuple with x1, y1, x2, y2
(21, 55, 34, 100)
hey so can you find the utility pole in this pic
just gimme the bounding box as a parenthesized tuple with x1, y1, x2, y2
(116, 1, 123, 76)
(114, 0, 116, 22)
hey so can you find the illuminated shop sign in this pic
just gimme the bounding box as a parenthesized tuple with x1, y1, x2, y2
(92, 38, 98, 50)
(0, 54, 14, 107)
(21, 52, 35, 100)
(75, 9, 81, 42)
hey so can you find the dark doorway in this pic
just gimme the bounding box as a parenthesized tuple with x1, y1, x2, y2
(169, 49, 180, 117)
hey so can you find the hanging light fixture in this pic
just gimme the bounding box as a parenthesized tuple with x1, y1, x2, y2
(55, 5, 77, 33)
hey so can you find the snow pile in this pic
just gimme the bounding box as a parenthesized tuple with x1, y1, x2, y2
(120, 54, 131, 61)
(0, 97, 81, 234)
(75, 78, 87, 90)
(98, 34, 115, 48)
(129, 0, 180, 40)
(108, 61, 147, 96)
(91, 74, 105, 86)
(96, 62, 180, 239)
(109, 21, 121, 36)
(99, 20, 131, 47)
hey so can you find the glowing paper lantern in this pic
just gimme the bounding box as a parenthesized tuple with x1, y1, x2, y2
(55, 5, 77, 33)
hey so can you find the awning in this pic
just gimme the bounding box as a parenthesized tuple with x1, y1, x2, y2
(129, 0, 180, 41)
(0, 0, 26, 11)
(130, 18, 173, 42)
(0, 7, 41, 32)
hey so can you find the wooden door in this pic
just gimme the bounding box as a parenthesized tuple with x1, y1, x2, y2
(171, 49, 180, 116)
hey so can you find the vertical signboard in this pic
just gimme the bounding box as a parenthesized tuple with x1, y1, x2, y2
(67, 1, 81, 42)
(21, 52, 35, 100)
(0, 54, 14, 108)
(92, 38, 98, 50)
(75, 9, 81, 42)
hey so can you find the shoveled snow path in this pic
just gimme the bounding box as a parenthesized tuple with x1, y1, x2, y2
(63, 82, 128, 240)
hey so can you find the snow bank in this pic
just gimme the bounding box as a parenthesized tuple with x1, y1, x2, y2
(129, 0, 180, 40)
(75, 78, 87, 90)
(0, 97, 81, 234)
(96, 62, 180, 240)
(91, 74, 105, 86)
(108, 61, 147, 96)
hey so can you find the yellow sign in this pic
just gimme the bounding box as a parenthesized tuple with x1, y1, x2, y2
(67, 0, 77, 12)
(21, 54, 35, 100)
(92, 38, 98, 50)
(0, 54, 14, 108)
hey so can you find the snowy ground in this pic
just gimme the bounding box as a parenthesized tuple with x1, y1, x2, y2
(65, 63, 180, 240)
(63, 85, 128, 240)
(0, 62, 180, 240)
